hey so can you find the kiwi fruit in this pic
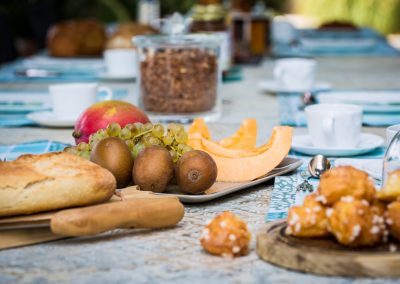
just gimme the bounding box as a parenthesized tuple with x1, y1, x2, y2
(176, 150, 217, 194)
(90, 137, 134, 188)
(133, 146, 174, 193)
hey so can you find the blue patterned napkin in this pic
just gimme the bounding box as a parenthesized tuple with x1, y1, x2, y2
(273, 28, 399, 57)
(278, 91, 400, 127)
(0, 140, 70, 161)
(266, 147, 385, 222)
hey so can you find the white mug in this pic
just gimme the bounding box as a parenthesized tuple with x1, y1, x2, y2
(273, 58, 316, 91)
(386, 124, 400, 146)
(49, 83, 113, 119)
(305, 104, 363, 148)
(103, 49, 137, 77)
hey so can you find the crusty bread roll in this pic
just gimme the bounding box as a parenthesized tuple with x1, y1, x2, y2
(106, 22, 158, 49)
(47, 20, 106, 57)
(0, 152, 116, 217)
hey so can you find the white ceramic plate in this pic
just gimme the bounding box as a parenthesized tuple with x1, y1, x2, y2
(292, 133, 384, 157)
(98, 72, 136, 81)
(159, 157, 303, 203)
(317, 91, 400, 113)
(27, 111, 76, 127)
(258, 80, 332, 93)
(300, 38, 376, 51)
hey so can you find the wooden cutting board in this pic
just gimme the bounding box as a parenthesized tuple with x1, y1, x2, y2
(0, 187, 180, 250)
(256, 220, 400, 277)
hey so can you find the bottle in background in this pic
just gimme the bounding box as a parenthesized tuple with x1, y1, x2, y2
(138, 0, 160, 26)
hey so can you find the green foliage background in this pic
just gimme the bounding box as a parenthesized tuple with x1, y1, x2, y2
(294, 0, 400, 34)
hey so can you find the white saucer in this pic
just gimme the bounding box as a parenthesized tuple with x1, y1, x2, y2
(27, 111, 76, 127)
(292, 133, 384, 157)
(258, 80, 331, 93)
(98, 72, 135, 81)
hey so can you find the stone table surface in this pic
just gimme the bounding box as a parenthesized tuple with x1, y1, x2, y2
(1, 57, 400, 284)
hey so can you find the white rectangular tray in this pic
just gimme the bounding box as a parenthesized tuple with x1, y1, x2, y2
(161, 157, 302, 203)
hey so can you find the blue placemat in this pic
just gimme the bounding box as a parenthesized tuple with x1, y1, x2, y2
(273, 28, 399, 57)
(278, 90, 400, 127)
(0, 89, 129, 127)
(266, 147, 385, 222)
(0, 140, 70, 161)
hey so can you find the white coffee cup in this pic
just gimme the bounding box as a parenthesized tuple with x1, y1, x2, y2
(305, 104, 363, 148)
(103, 49, 137, 77)
(273, 58, 316, 91)
(386, 124, 400, 146)
(49, 83, 113, 119)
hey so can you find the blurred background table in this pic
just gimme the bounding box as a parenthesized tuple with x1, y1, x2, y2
(1, 56, 399, 283)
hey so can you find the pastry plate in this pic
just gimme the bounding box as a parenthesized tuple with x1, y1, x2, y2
(160, 157, 302, 203)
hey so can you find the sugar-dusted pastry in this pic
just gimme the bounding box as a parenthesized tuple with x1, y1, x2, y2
(386, 201, 400, 241)
(327, 198, 387, 247)
(377, 170, 400, 202)
(318, 166, 376, 205)
(285, 194, 330, 238)
(200, 211, 251, 257)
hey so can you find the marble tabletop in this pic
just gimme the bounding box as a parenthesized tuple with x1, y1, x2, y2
(1, 57, 400, 284)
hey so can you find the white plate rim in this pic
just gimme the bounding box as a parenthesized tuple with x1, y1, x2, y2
(258, 80, 332, 93)
(292, 133, 384, 156)
(157, 157, 303, 203)
(27, 111, 76, 127)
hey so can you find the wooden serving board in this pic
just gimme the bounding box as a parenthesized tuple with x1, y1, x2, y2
(0, 187, 178, 250)
(256, 220, 400, 278)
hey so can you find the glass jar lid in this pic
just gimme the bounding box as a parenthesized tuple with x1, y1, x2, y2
(133, 33, 222, 49)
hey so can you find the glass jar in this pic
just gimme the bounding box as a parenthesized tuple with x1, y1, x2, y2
(133, 34, 222, 123)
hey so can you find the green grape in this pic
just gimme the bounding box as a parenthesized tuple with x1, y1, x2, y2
(169, 149, 179, 163)
(134, 122, 144, 134)
(77, 142, 90, 152)
(132, 142, 145, 159)
(181, 145, 192, 154)
(168, 123, 184, 135)
(106, 122, 121, 137)
(148, 136, 162, 146)
(125, 139, 135, 151)
(177, 143, 186, 153)
(162, 134, 174, 146)
(143, 122, 154, 132)
(119, 127, 132, 140)
(125, 124, 138, 136)
(175, 130, 188, 144)
(151, 124, 164, 138)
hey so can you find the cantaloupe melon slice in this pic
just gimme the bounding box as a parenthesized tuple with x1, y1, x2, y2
(211, 126, 292, 182)
(188, 132, 273, 158)
(218, 119, 257, 150)
(188, 118, 211, 140)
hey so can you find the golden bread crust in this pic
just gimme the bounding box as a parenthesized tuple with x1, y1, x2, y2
(0, 152, 116, 217)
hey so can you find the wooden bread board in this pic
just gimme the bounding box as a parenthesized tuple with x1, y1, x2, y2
(256, 220, 400, 278)
(0, 187, 181, 250)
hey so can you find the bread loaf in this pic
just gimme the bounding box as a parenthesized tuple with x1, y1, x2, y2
(0, 152, 116, 217)
(47, 20, 106, 57)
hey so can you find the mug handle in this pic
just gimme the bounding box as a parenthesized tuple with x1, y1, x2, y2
(322, 117, 334, 139)
(98, 86, 113, 101)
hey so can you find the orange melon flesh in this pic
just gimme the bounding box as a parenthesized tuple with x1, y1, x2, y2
(218, 119, 257, 150)
(188, 133, 274, 158)
(212, 126, 292, 182)
(188, 118, 211, 140)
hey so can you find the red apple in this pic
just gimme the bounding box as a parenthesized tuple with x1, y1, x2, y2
(72, 100, 150, 144)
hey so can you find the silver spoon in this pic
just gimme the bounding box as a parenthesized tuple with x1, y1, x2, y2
(297, 155, 331, 192)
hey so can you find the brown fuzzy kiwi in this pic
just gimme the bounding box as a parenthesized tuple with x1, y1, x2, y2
(133, 146, 174, 193)
(90, 137, 134, 188)
(176, 150, 217, 194)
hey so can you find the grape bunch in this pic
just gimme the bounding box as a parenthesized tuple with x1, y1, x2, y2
(64, 122, 193, 163)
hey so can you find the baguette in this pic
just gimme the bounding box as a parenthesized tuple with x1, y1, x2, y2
(0, 152, 116, 217)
